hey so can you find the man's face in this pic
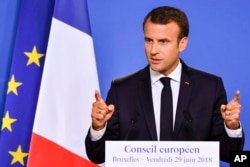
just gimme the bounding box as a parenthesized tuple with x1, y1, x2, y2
(144, 20, 188, 76)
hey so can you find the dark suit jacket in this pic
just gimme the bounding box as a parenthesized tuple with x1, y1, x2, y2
(85, 59, 244, 164)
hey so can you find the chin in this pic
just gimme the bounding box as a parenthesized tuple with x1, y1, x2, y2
(150, 65, 162, 72)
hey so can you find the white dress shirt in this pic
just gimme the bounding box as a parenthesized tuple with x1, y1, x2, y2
(150, 61, 181, 140)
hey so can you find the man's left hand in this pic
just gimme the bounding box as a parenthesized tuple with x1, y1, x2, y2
(221, 90, 241, 130)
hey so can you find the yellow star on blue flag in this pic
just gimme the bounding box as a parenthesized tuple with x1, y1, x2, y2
(24, 46, 44, 67)
(1, 111, 17, 132)
(9, 145, 29, 165)
(7, 75, 23, 95)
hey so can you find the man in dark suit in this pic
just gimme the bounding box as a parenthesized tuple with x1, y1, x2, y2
(85, 6, 244, 164)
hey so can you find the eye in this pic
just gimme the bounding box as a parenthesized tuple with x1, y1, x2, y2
(144, 38, 153, 44)
(159, 39, 168, 45)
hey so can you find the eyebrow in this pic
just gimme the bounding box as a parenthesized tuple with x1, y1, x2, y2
(144, 37, 171, 42)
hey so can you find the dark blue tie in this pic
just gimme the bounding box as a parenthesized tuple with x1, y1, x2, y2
(160, 77, 173, 140)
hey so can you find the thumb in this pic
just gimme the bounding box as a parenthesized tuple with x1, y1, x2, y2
(108, 104, 115, 112)
(220, 104, 226, 112)
(105, 104, 115, 121)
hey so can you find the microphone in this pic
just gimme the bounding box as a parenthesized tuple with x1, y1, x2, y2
(183, 110, 194, 140)
(124, 112, 139, 140)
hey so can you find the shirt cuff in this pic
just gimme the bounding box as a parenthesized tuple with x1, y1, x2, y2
(224, 122, 243, 138)
(90, 123, 107, 141)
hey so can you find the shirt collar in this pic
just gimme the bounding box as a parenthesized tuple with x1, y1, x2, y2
(150, 60, 182, 84)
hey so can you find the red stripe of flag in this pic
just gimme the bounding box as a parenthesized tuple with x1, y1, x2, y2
(28, 133, 98, 167)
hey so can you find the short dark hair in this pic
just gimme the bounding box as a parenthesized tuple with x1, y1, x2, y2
(143, 6, 189, 40)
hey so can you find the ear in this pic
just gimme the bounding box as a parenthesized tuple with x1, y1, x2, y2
(178, 37, 188, 52)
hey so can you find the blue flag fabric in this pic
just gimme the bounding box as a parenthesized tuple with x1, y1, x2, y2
(0, 0, 54, 166)
(0, 0, 21, 129)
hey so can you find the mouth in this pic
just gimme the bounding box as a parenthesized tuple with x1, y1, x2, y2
(150, 57, 161, 64)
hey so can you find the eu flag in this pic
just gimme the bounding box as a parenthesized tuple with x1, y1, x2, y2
(0, 0, 54, 166)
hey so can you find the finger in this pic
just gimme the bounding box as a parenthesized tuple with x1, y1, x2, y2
(232, 90, 240, 103)
(98, 113, 105, 120)
(107, 104, 115, 113)
(92, 109, 105, 120)
(98, 108, 108, 116)
(225, 111, 231, 116)
(95, 90, 102, 102)
(220, 104, 226, 112)
(105, 104, 115, 120)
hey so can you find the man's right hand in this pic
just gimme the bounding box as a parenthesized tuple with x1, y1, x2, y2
(91, 90, 115, 131)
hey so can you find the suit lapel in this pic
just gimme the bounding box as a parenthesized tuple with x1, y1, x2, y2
(174, 60, 193, 138)
(139, 66, 158, 140)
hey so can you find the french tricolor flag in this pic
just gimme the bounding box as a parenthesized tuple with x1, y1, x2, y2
(27, 0, 99, 166)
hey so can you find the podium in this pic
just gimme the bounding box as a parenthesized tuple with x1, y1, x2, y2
(105, 141, 219, 167)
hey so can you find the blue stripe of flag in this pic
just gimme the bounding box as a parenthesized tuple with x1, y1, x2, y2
(53, 0, 91, 36)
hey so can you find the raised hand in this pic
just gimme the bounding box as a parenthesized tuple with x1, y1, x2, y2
(220, 90, 241, 129)
(91, 90, 115, 131)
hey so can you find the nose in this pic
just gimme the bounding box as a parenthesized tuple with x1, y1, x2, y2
(150, 43, 159, 54)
